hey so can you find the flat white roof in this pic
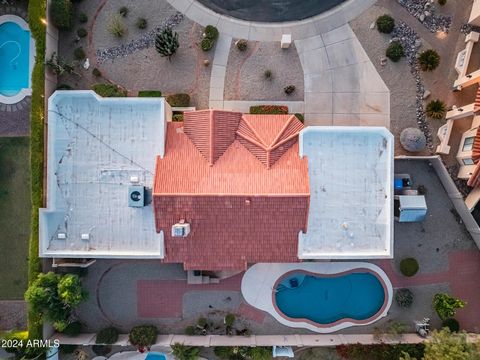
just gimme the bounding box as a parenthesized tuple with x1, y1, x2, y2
(298, 127, 394, 259)
(40, 91, 166, 258)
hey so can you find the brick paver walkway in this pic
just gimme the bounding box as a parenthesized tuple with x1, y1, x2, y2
(375, 249, 480, 331)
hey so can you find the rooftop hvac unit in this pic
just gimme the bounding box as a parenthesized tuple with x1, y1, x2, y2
(172, 222, 190, 237)
(128, 185, 145, 207)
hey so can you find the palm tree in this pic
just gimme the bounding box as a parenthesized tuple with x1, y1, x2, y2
(425, 99, 446, 119)
(155, 27, 179, 60)
(418, 49, 440, 71)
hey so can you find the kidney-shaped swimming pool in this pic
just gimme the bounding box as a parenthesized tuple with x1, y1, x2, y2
(274, 271, 386, 325)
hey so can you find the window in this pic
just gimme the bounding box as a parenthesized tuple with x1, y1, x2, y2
(463, 136, 475, 151)
(463, 158, 475, 165)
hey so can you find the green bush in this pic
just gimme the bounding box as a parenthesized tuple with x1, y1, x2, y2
(376, 14, 395, 34)
(386, 41, 404, 62)
(284, 85, 295, 95)
(395, 288, 414, 308)
(166, 93, 190, 107)
(77, 28, 87, 38)
(294, 113, 304, 123)
(92, 345, 112, 356)
(400, 258, 419, 277)
(438, 0, 447, 5)
(92, 83, 127, 97)
(250, 105, 288, 114)
(172, 113, 184, 122)
(27, 0, 47, 340)
(418, 49, 440, 71)
(96, 327, 119, 344)
(263, 69, 272, 79)
(204, 25, 219, 40)
(225, 313, 235, 327)
(50, 0, 74, 30)
(201, 37, 214, 51)
(425, 99, 446, 119)
(442, 318, 460, 332)
(236, 39, 248, 51)
(248, 347, 272, 360)
(62, 321, 82, 336)
(155, 27, 179, 60)
(138, 90, 162, 97)
(433, 293, 466, 320)
(57, 83, 73, 90)
(92, 68, 102, 77)
(119, 6, 128, 17)
(128, 325, 158, 348)
(78, 12, 88, 23)
(136, 17, 147, 29)
(185, 326, 195, 335)
(60, 345, 77, 354)
(107, 14, 126, 37)
(172, 343, 200, 360)
(73, 47, 85, 60)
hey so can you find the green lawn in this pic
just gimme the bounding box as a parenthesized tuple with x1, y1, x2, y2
(0, 137, 31, 300)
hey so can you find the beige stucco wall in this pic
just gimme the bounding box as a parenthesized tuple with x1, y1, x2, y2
(469, 0, 480, 26)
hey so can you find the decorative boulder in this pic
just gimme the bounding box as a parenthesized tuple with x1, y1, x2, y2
(400, 128, 426, 152)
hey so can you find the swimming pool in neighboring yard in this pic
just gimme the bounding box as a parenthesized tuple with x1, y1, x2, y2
(0, 15, 34, 104)
(275, 271, 385, 325)
(145, 353, 167, 360)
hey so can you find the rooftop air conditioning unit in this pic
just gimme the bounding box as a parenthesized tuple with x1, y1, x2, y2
(172, 221, 191, 237)
(128, 185, 145, 207)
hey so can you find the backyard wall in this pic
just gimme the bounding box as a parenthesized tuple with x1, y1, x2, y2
(45, 0, 58, 99)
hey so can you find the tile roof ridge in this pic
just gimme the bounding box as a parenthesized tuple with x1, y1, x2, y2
(270, 114, 296, 148)
(240, 115, 268, 147)
(209, 109, 214, 166)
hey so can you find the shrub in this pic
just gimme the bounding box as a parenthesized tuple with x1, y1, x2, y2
(185, 326, 195, 335)
(57, 84, 73, 90)
(50, 0, 74, 30)
(136, 17, 147, 29)
(376, 14, 395, 34)
(201, 37, 214, 51)
(250, 105, 288, 114)
(92, 345, 112, 356)
(386, 41, 404, 62)
(46, 52, 75, 76)
(236, 39, 248, 51)
(138, 90, 162, 97)
(284, 85, 295, 95)
(418, 49, 440, 71)
(433, 293, 466, 320)
(166, 93, 190, 107)
(60, 345, 77, 354)
(438, 0, 447, 5)
(92, 68, 102, 77)
(395, 288, 414, 308)
(62, 321, 82, 336)
(400, 258, 419, 277)
(197, 317, 208, 329)
(214, 347, 234, 359)
(171, 343, 200, 360)
(204, 25, 219, 40)
(96, 327, 119, 344)
(107, 15, 126, 37)
(425, 99, 446, 119)
(73, 47, 85, 60)
(263, 70, 272, 79)
(442, 318, 460, 332)
(77, 28, 87, 38)
(91, 83, 127, 97)
(119, 6, 128, 17)
(172, 113, 184, 122)
(225, 313, 235, 327)
(78, 12, 88, 23)
(248, 347, 272, 360)
(294, 113, 304, 123)
(128, 325, 158, 348)
(155, 27, 179, 60)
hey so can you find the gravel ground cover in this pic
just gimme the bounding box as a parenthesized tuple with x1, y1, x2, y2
(57, 0, 212, 108)
(224, 40, 304, 102)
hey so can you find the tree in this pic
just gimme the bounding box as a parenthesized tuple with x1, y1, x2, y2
(171, 343, 200, 360)
(424, 329, 471, 360)
(45, 52, 76, 76)
(155, 27, 179, 60)
(433, 293, 465, 320)
(376, 14, 395, 34)
(24, 272, 88, 331)
(418, 49, 440, 71)
(425, 99, 446, 120)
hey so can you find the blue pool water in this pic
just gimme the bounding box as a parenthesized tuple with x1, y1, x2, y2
(0, 21, 31, 96)
(145, 353, 167, 360)
(275, 272, 385, 325)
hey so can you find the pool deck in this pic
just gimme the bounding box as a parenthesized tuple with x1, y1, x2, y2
(241, 262, 393, 333)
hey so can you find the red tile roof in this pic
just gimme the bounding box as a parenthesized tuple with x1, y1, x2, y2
(153, 112, 310, 270)
(474, 85, 480, 114)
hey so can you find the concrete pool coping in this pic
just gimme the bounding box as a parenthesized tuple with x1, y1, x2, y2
(241, 262, 393, 333)
(0, 14, 35, 105)
(165, 0, 376, 41)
